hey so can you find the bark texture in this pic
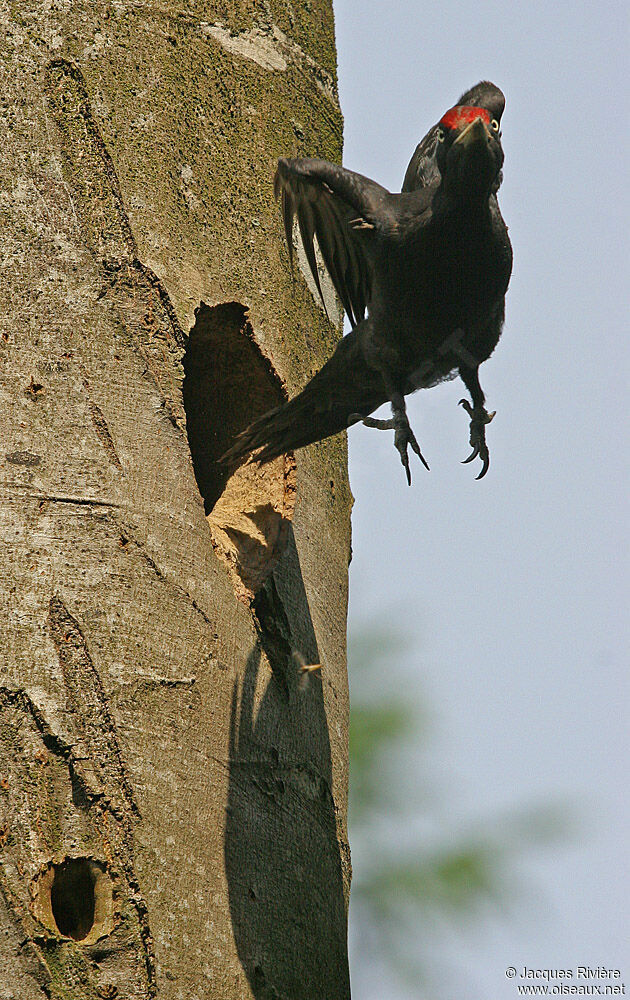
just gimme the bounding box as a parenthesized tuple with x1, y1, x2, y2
(0, 3, 351, 998)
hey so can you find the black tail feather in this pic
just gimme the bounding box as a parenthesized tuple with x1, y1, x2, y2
(221, 328, 386, 470)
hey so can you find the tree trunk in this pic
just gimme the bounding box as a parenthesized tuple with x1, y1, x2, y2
(0, 4, 351, 998)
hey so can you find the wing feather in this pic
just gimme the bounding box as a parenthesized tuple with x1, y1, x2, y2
(280, 187, 295, 268)
(297, 196, 327, 316)
(274, 157, 390, 327)
(311, 198, 354, 323)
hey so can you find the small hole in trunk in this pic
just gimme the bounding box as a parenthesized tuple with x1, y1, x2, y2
(50, 858, 96, 941)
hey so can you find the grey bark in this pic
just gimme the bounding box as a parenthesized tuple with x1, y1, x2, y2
(0, 3, 351, 998)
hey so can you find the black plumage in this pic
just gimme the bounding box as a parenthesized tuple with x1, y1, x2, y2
(223, 81, 512, 482)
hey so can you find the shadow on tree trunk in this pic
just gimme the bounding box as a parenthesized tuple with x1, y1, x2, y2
(225, 526, 350, 999)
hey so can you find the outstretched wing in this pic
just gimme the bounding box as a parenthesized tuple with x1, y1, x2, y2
(274, 157, 392, 328)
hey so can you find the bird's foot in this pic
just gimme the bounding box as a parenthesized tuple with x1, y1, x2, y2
(394, 413, 430, 485)
(459, 399, 495, 479)
(348, 411, 429, 484)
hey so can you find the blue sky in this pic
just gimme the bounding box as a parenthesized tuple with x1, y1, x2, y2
(333, 1, 629, 996)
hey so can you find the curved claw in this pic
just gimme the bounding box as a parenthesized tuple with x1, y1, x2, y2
(476, 453, 490, 480)
(459, 398, 494, 479)
(394, 426, 429, 485)
(408, 434, 430, 471)
(395, 435, 413, 485)
(462, 445, 480, 464)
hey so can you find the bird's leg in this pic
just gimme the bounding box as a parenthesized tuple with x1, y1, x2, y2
(380, 375, 429, 485)
(458, 365, 495, 479)
(353, 331, 429, 483)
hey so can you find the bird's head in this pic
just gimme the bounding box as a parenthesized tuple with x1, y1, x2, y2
(435, 102, 504, 201)
(402, 80, 505, 194)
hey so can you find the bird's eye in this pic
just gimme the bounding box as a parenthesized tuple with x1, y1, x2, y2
(437, 127, 446, 142)
(490, 119, 500, 131)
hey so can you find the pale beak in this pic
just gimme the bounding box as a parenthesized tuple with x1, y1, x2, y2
(453, 116, 490, 148)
